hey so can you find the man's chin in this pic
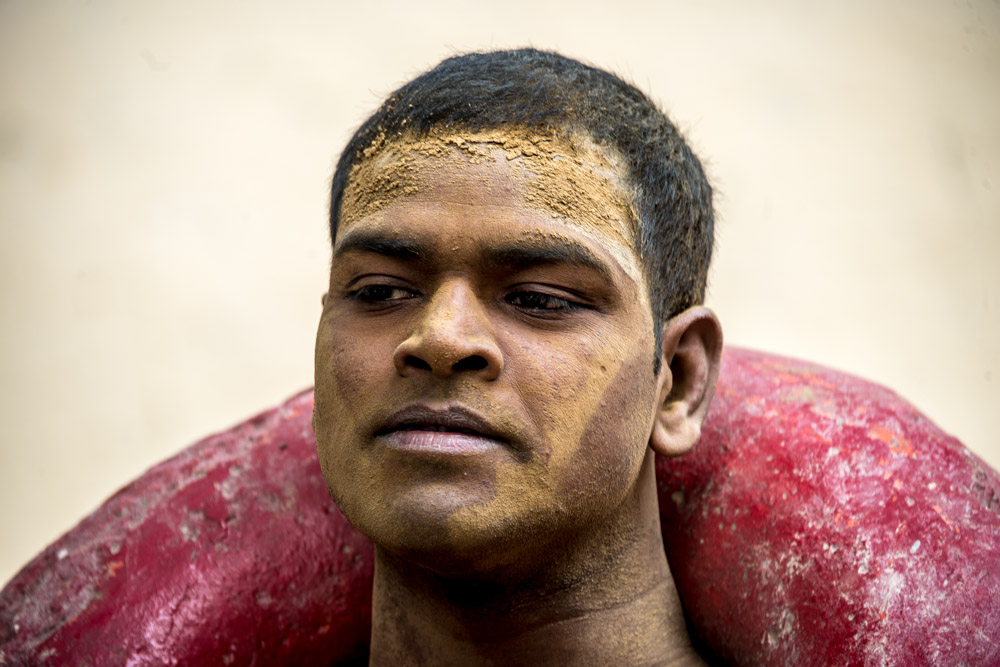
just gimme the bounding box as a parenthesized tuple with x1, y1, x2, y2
(345, 500, 540, 579)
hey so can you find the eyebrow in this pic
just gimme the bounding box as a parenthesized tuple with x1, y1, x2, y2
(332, 229, 617, 283)
(482, 242, 615, 284)
(332, 231, 426, 263)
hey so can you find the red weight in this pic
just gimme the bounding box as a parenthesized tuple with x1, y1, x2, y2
(660, 348, 1000, 666)
(2, 348, 998, 665)
(0, 390, 372, 666)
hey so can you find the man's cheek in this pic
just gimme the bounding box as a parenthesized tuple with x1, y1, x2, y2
(560, 349, 656, 504)
(314, 324, 375, 468)
(514, 331, 631, 469)
(320, 325, 382, 401)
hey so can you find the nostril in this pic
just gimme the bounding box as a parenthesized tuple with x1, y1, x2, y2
(405, 356, 432, 371)
(453, 355, 488, 372)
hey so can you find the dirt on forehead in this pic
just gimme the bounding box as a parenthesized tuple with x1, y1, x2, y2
(339, 128, 640, 249)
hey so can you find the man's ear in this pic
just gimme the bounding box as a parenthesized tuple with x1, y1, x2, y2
(649, 306, 723, 457)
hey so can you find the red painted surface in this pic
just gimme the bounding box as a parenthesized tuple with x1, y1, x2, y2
(658, 348, 1000, 666)
(0, 390, 373, 666)
(2, 348, 998, 665)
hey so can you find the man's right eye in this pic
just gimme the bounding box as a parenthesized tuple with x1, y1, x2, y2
(349, 285, 417, 303)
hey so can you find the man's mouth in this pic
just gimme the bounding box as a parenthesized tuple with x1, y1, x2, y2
(376, 405, 509, 454)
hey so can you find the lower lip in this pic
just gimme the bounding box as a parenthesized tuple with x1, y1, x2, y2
(379, 430, 502, 454)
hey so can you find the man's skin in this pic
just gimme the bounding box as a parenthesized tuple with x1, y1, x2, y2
(313, 135, 722, 665)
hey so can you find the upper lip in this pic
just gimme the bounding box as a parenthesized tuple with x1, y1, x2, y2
(377, 404, 510, 443)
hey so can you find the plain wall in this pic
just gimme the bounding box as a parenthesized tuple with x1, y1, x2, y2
(1, 0, 997, 585)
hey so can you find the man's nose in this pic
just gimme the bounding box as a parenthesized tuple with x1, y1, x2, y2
(392, 280, 503, 380)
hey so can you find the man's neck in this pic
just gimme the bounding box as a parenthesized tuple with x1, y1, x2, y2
(366, 453, 706, 666)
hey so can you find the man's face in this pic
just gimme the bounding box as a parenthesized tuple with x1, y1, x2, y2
(314, 132, 663, 573)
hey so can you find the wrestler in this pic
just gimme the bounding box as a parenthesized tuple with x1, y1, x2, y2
(313, 48, 722, 666)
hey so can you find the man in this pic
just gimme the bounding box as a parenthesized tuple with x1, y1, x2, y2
(313, 49, 722, 665)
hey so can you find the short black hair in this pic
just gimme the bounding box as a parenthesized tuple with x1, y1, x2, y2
(329, 48, 714, 371)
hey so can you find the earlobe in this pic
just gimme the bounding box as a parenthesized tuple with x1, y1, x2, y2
(649, 306, 723, 458)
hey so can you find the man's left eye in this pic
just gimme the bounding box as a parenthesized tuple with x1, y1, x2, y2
(505, 291, 580, 312)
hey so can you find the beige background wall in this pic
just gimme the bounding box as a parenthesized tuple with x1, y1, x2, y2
(1, 0, 997, 585)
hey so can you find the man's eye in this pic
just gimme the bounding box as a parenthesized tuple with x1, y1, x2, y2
(506, 291, 580, 312)
(350, 285, 416, 303)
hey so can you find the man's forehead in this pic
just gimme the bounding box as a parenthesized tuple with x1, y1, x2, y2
(335, 195, 648, 291)
(338, 128, 639, 249)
